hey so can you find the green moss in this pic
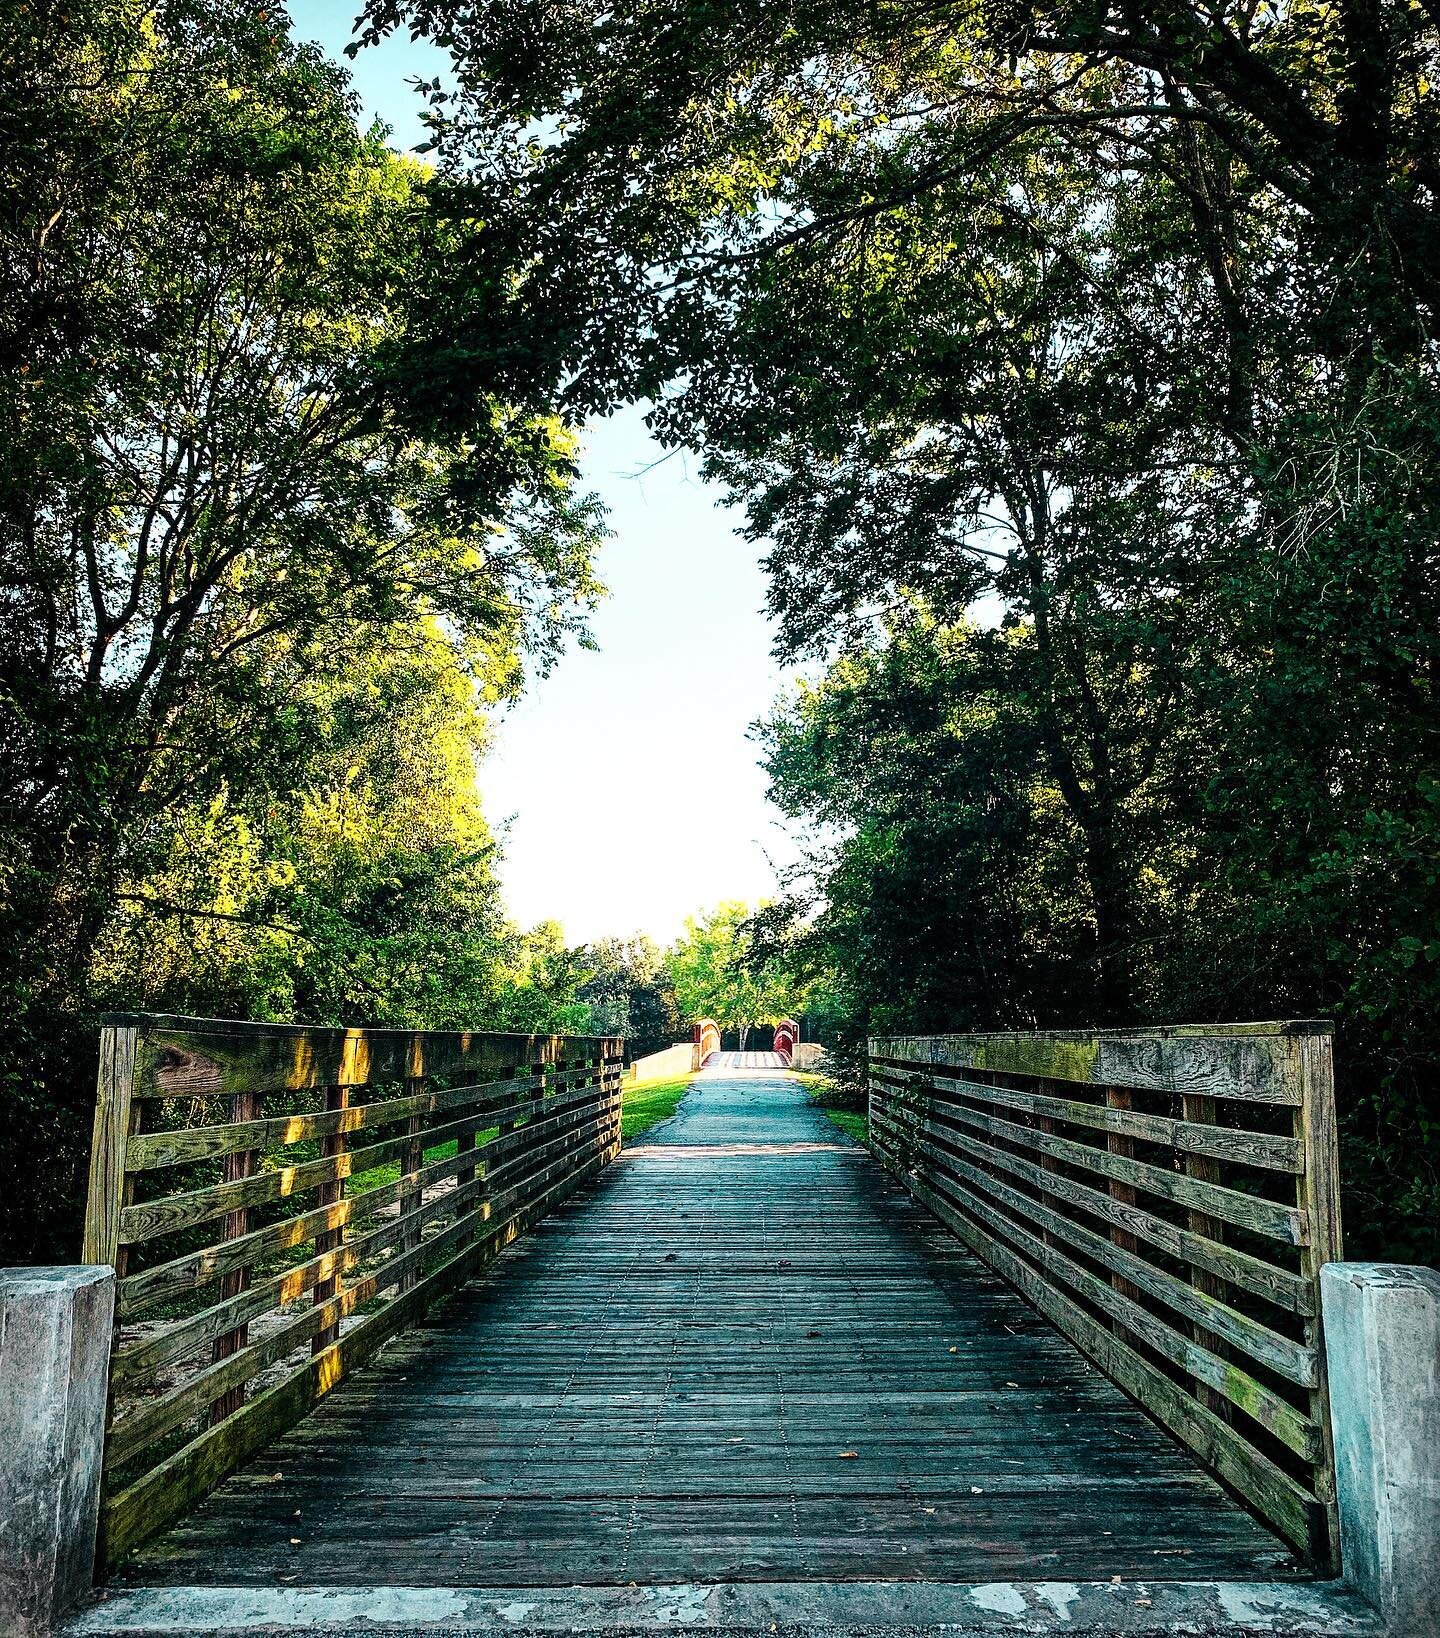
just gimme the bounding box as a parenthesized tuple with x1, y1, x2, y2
(972, 1035, 1100, 1083)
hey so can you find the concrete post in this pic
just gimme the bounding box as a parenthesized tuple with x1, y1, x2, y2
(1321, 1263, 1440, 1635)
(0, 1267, 115, 1637)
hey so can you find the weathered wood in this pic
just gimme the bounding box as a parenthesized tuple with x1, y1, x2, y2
(119, 1063, 1290, 1589)
(111, 1098, 620, 1393)
(117, 1015, 617, 1100)
(210, 1090, 260, 1426)
(912, 1152, 1321, 1459)
(1293, 1031, 1343, 1569)
(869, 1102, 1312, 1313)
(871, 1026, 1312, 1103)
(116, 1082, 609, 1246)
(102, 1143, 611, 1564)
(879, 1086, 1306, 1244)
(878, 1150, 1325, 1560)
(119, 1126, 508, 1319)
(868, 1022, 1341, 1570)
(870, 1066, 1302, 1171)
(874, 1113, 1317, 1385)
(1183, 1092, 1231, 1419)
(124, 1063, 598, 1167)
(83, 1027, 138, 1265)
(85, 1012, 625, 1567)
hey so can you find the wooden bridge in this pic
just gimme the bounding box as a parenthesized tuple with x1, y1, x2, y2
(33, 1015, 1415, 1633)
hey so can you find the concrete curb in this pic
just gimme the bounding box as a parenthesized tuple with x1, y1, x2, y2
(65, 1578, 1378, 1636)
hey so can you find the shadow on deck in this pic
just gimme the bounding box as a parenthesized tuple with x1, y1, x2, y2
(112, 1059, 1303, 1591)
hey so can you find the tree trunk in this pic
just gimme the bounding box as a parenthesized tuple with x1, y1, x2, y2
(1084, 821, 1132, 1022)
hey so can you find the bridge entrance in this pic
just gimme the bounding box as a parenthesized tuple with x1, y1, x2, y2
(110, 1056, 1297, 1591)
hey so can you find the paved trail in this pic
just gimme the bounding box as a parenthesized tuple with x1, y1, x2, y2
(124, 1057, 1295, 1587)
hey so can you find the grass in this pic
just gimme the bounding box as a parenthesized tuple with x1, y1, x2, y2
(795, 1070, 868, 1145)
(622, 1073, 693, 1139)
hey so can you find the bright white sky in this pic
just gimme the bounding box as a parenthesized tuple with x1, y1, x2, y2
(290, 4, 802, 945)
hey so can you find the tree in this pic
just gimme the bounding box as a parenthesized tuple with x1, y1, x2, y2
(356, 0, 1440, 1257)
(0, 0, 605, 1259)
(667, 901, 797, 1049)
(575, 935, 681, 1053)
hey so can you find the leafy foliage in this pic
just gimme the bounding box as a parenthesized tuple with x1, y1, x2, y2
(366, 0, 1440, 1258)
(0, 1, 606, 1259)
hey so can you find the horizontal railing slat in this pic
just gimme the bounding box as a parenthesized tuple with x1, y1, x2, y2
(876, 1108, 1315, 1386)
(123, 1063, 599, 1169)
(905, 1141, 1322, 1458)
(867, 1022, 1340, 1568)
(881, 1153, 1325, 1556)
(101, 1137, 615, 1564)
(118, 1080, 611, 1246)
(871, 1026, 1310, 1103)
(867, 1104, 1313, 1315)
(85, 1015, 624, 1568)
(869, 1064, 1302, 1172)
(883, 1089, 1305, 1245)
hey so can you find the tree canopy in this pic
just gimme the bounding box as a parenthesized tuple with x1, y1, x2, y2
(348, 0, 1440, 1259)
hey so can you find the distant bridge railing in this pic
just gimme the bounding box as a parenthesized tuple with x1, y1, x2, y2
(83, 1015, 623, 1565)
(867, 1022, 1342, 1569)
(693, 1019, 721, 1063)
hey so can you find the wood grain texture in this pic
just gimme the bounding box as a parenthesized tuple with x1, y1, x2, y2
(868, 1024, 1341, 1572)
(86, 1014, 624, 1564)
(871, 1026, 1314, 1103)
(116, 1057, 1297, 1588)
(83, 1026, 139, 1265)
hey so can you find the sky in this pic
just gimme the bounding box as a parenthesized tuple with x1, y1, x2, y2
(289, 4, 803, 947)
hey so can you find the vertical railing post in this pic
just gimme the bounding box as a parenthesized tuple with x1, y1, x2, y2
(82, 1020, 139, 1568)
(1294, 1026, 1344, 1571)
(313, 1030, 362, 1356)
(398, 1033, 425, 1296)
(1104, 1086, 1142, 1318)
(210, 1088, 260, 1424)
(82, 1024, 138, 1269)
(1182, 1091, 1230, 1418)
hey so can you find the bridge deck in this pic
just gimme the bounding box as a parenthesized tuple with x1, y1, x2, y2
(120, 1055, 1300, 1587)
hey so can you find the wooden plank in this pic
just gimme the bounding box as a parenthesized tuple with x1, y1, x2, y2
(101, 1143, 614, 1564)
(83, 1026, 138, 1265)
(120, 1015, 622, 1100)
(876, 1115, 1317, 1385)
(119, 1125, 512, 1319)
(1292, 1030, 1343, 1572)
(885, 1090, 1306, 1245)
(112, 1099, 620, 1391)
(868, 1097, 1312, 1314)
(107, 1172, 494, 1469)
(915, 1154, 1321, 1459)
(116, 1083, 608, 1247)
(875, 1148, 1325, 1558)
(124, 1064, 598, 1167)
(398, 1069, 425, 1298)
(108, 1118, 623, 1472)
(210, 1090, 260, 1426)
(870, 1027, 1309, 1104)
(312, 1087, 349, 1355)
(1105, 1086, 1143, 1313)
(870, 1067, 1301, 1172)
(1183, 1092, 1231, 1419)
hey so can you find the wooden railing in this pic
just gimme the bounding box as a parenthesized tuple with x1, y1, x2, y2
(867, 1022, 1342, 1570)
(82, 1014, 623, 1565)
